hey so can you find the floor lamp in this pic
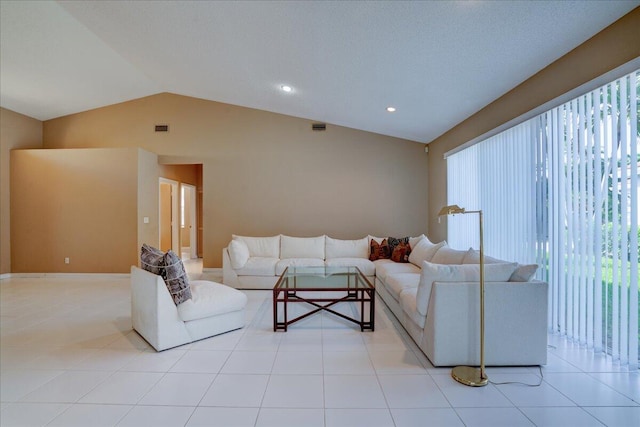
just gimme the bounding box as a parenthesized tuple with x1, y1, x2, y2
(438, 204, 488, 387)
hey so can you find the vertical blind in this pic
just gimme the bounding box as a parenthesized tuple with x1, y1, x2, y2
(447, 70, 639, 369)
(446, 121, 539, 264)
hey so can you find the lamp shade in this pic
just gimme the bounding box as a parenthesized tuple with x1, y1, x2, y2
(438, 204, 466, 216)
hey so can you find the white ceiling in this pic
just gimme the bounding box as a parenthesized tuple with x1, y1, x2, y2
(1, 1, 638, 143)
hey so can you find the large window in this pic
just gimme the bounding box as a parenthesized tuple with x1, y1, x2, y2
(446, 70, 639, 369)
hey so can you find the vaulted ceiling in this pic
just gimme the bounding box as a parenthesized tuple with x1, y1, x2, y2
(1, 1, 638, 143)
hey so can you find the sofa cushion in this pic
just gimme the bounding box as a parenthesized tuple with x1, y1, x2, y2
(431, 244, 467, 264)
(374, 259, 421, 281)
(325, 258, 376, 277)
(385, 273, 420, 301)
(163, 250, 192, 305)
(462, 248, 538, 282)
(325, 236, 368, 259)
(281, 235, 325, 259)
(177, 281, 248, 322)
(399, 288, 425, 329)
(228, 239, 250, 269)
(276, 258, 325, 275)
(510, 264, 539, 282)
(369, 238, 391, 261)
(415, 261, 519, 316)
(140, 243, 165, 276)
(234, 257, 279, 276)
(461, 248, 506, 265)
(409, 234, 427, 248)
(391, 241, 412, 263)
(232, 235, 280, 258)
(408, 239, 446, 267)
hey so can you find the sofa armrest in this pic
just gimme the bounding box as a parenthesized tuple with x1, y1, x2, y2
(130, 266, 191, 351)
(222, 248, 240, 287)
(424, 281, 548, 366)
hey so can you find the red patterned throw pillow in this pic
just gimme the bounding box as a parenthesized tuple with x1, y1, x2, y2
(391, 241, 411, 263)
(369, 238, 391, 261)
(387, 236, 410, 254)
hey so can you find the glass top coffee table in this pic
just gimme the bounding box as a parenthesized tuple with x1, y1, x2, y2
(273, 266, 375, 332)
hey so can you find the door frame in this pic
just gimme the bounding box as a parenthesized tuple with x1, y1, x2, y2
(181, 183, 198, 259)
(159, 178, 180, 254)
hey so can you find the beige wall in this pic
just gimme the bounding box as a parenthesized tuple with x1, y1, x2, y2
(0, 108, 43, 274)
(43, 94, 428, 268)
(159, 182, 173, 252)
(10, 148, 147, 273)
(137, 148, 161, 260)
(427, 8, 640, 242)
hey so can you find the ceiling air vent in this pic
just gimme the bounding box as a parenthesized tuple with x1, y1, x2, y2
(155, 124, 169, 132)
(312, 123, 326, 131)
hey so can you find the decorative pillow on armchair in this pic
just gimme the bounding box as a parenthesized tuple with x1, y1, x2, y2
(163, 250, 192, 305)
(139, 244, 192, 306)
(140, 243, 165, 275)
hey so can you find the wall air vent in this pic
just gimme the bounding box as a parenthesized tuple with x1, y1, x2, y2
(312, 123, 326, 131)
(155, 124, 169, 132)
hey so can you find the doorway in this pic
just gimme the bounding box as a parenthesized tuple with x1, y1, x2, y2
(159, 178, 179, 253)
(180, 183, 197, 259)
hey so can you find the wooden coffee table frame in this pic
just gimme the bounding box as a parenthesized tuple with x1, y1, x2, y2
(272, 267, 375, 332)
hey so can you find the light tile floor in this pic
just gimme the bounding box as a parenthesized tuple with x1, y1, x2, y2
(1, 266, 638, 427)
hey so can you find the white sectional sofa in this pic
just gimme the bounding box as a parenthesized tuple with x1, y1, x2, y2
(374, 238, 548, 366)
(223, 235, 376, 289)
(223, 234, 548, 366)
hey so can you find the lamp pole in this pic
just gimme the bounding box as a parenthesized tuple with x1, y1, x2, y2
(439, 205, 488, 387)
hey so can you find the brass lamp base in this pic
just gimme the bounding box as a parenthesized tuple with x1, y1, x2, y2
(451, 366, 489, 387)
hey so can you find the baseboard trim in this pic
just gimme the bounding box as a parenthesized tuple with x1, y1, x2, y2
(202, 268, 223, 275)
(1, 272, 130, 280)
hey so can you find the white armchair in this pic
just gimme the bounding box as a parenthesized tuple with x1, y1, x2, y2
(131, 266, 247, 351)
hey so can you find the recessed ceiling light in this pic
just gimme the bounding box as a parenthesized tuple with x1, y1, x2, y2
(281, 85, 293, 92)
(386, 107, 396, 112)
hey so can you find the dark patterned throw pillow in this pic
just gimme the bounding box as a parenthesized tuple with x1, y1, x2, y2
(140, 243, 165, 275)
(162, 250, 192, 305)
(369, 238, 391, 261)
(391, 241, 411, 263)
(139, 244, 192, 305)
(387, 236, 410, 254)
